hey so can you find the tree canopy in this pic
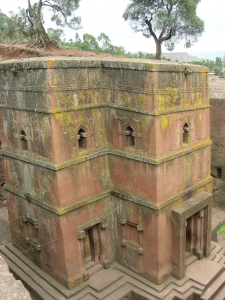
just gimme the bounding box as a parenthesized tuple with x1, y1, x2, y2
(0, 8, 36, 42)
(123, 0, 204, 59)
(47, 27, 65, 43)
(26, 0, 81, 47)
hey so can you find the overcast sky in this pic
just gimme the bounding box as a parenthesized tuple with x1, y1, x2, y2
(1, 0, 225, 54)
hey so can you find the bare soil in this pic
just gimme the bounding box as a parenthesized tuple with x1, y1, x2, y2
(0, 42, 119, 61)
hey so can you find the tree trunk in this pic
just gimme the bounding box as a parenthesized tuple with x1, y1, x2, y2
(27, 0, 50, 48)
(155, 40, 162, 60)
(36, 19, 50, 48)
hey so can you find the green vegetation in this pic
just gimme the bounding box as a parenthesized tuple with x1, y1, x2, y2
(188, 55, 225, 77)
(217, 224, 225, 235)
(0, 4, 224, 74)
(26, 0, 81, 48)
(0, 8, 155, 58)
(123, 0, 204, 59)
(47, 28, 65, 44)
(0, 8, 36, 42)
(61, 32, 225, 75)
(61, 32, 156, 58)
(0, 1, 81, 47)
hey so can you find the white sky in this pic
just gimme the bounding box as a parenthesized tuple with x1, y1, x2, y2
(1, 0, 225, 54)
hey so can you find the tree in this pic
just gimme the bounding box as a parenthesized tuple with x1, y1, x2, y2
(81, 34, 99, 52)
(215, 57, 222, 68)
(47, 27, 65, 43)
(0, 10, 8, 41)
(123, 0, 204, 59)
(0, 10, 7, 33)
(0, 13, 19, 42)
(97, 33, 113, 53)
(74, 32, 82, 49)
(26, 0, 81, 48)
(10, 8, 37, 40)
(0, 8, 36, 43)
(214, 66, 222, 76)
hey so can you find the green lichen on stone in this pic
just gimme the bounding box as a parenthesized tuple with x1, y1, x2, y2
(158, 87, 179, 110)
(160, 115, 172, 132)
(137, 94, 147, 109)
(146, 63, 157, 72)
(55, 111, 75, 145)
(55, 91, 76, 109)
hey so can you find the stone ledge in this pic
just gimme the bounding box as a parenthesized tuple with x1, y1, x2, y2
(1, 139, 212, 171)
(0, 102, 211, 116)
(0, 56, 209, 73)
(4, 176, 212, 215)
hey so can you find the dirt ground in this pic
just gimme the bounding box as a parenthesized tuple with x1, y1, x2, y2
(0, 42, 120, 61)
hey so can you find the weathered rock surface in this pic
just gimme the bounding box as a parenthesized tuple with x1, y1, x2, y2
(210, 75, 225, 210)
(0, 254, 31, 300)
(0, 203, 31, 299)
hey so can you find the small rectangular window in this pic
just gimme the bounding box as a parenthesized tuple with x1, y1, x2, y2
(78, 128, 87, 150)
(183, 123, 189, 144)
(20, 130, 28, 151)
(125, 126, 135, 148)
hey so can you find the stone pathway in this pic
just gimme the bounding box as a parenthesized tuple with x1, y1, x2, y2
(2, 241, 225, 300)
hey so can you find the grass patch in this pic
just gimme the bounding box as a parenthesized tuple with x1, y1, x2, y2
(217, 224, 225, 235)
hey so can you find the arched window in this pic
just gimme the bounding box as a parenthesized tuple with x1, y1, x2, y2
(78, 128, 87, 150)
(183, 123, 189, 144)
(20, 130, 28, 151)
(125, 126, 135, 148)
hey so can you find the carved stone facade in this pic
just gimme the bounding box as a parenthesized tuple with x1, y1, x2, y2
(0, 58, 212, 288)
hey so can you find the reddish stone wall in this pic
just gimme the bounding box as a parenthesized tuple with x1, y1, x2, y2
(0, 110, 5, 202)
(210, 98, 225, 210)
(0, 58, 212, 287)
(210, 76, 225, 210)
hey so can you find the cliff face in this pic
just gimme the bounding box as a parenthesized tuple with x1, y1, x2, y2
(210, 75, 225, 210)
